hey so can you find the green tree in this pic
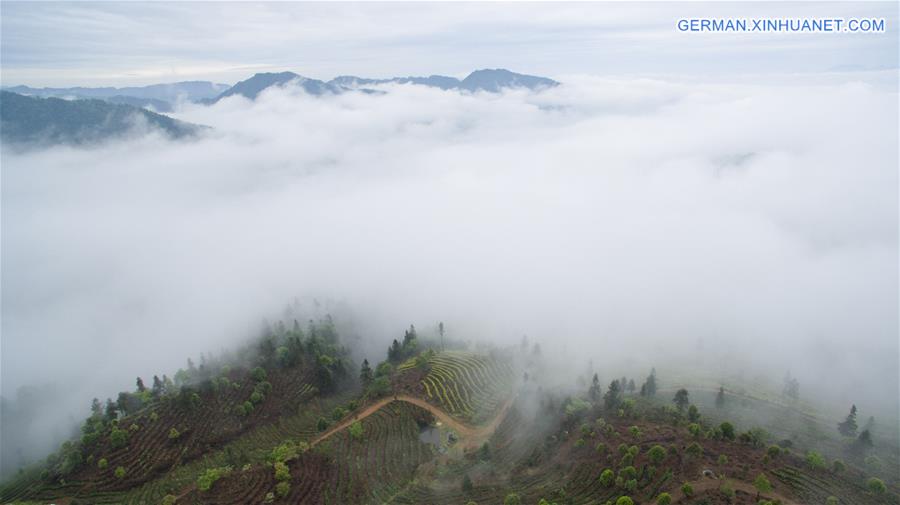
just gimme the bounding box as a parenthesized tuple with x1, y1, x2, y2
(648, 445, 666, 465)
(616, 497, 634, 505)
(681, 482, 693, 497)
(604, 380, 622, 410)
(805, 451, 826, 469)
(753, 473, 772, 499)
(719, 422, 735, 440)
(657, 493, 671, 505)
(837, 405, 858, 437)
(316, 417, 329, 432)
(687, 404, 700, 422)
(349, 421, 363, 440)
(168, 427, 181, 440)
(114, 466, 126, 479)
(359, 359, 373, 387)
(274, 461, 290, 481)
(867, 478, 886, 494)
(110, 427, 128, 449)
(97, 458, 108, 469)
(462, 474, 473, 493)
(672, 389, 689, 413)
(275, 481, 290, 497)
(599, 468, 614, 487)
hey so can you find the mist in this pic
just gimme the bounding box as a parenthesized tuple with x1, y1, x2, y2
(2, 73, 897, 471)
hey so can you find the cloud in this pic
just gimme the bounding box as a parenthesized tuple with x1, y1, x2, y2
(1, 74, 897, 470)
(2, 2, 897, 86)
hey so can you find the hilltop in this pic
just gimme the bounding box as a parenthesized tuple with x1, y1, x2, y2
(1, 319, 896, 505)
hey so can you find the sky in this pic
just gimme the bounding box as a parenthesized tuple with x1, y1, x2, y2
(0, 2, 898, 87)
(1, 0, 899, 473)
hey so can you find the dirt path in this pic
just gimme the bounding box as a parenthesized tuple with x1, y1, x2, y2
(670, 476, 800, 505)
(310, 394, 514, 450)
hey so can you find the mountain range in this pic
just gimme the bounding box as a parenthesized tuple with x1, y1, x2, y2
(6, 69, 558, 110)
(0, 69, 557, 148)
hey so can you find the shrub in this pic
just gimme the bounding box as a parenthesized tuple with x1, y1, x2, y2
(332, 407, 346, 421)
(657, 493, 672, 505)
(599, 468, 614, 487)
(504, 493, 521, 505)
(149, 411, 159, 422)
(275, 481, 290, 498)
(688, 423, 701, 437)
(718, 454, 728, 465)
(251, 367, 267, 382)
(867, 478, 886, 494)
(825, 497, 839, 505)
(766, 445, 781, 458)
(317, 417, 329, 431)
(250, 391, 264, 404)
(349, 421, 363, 440)
(681, 482, 693, 497)
(97, 458, 108, 469)
(114, 466, 126, 479)
(168, 428, 181, 440)
(619, 466, 637, 481)
(805, 451, 826, 469)
(628, 426, 641, 439)
(719, 422, 735, 440)
(832, 459, 845, 473)
(648, 445, 666, 465)
(197, 466, 231, 491)
(595, 442, 606, 454)
(615, 497, 634, 505)
(162, 495, 176, 505)
(721, 482, 735, 499)
(274, 461, 290, 481)
(686, 442, 703, 458)
(574, 438, 585, 448)
(109, 428, 128, 449)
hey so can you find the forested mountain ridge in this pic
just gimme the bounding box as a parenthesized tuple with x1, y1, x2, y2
(0, 91, 206, 147)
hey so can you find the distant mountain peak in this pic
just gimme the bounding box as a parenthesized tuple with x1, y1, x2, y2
(460, 68, 559, 92)
(208, 69, 559, 104)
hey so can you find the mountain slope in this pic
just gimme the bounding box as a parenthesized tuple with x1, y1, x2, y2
(0, 91, 206, 147)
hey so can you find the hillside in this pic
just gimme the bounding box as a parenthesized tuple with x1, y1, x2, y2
(0, 91, 206, 147)
(1, 319, 897, 505)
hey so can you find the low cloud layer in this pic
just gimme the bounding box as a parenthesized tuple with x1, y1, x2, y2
(2, 74, 897, 468)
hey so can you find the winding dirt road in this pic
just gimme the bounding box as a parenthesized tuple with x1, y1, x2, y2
(310, 394, 514, 450)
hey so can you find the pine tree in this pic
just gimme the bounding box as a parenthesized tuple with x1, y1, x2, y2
(641, 368, 657, 397)
(627, 379, 636, 394)
(360, 359, 373, 388)
(838, 405, 858, 437)
(673, 389, 689, 412)
(387, 339, 402, 361)
(439, 322, 445, 352)
(715, 386, 725, 408)
(136, 377, 145, 393)
(588, 373, 601, 401)
(604, 380, 622, 410)
(152, 375, 164, 396)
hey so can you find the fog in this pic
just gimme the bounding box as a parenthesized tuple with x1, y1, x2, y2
(2, 73, 898, 472)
